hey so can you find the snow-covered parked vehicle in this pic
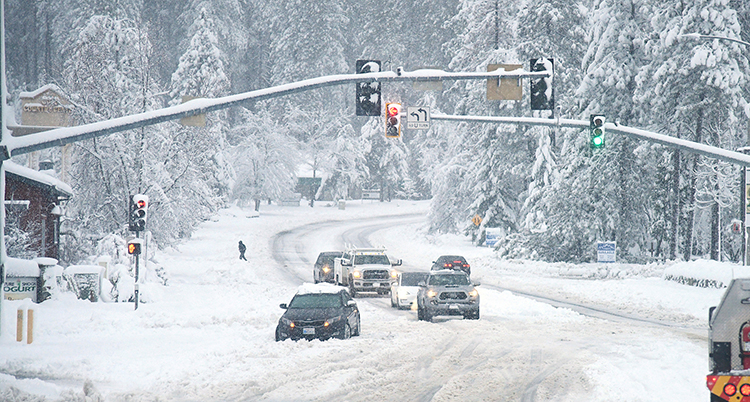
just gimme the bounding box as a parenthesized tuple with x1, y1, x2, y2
(275, 283, 360, 342)
(417, 270, 480, 322)
(333, 246, 401, 297)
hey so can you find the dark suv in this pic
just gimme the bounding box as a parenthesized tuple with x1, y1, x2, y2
(313, 251, 342, 283)
(431, 255, 471, 276)
(417, 270, 480, 322)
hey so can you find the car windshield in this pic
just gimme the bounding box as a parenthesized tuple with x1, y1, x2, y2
(428, 274, 470, 286)
(401, 272, 429, 286)
(288, 293, 342, 309)
(353, 254, 390, 265)
(317, 253, 340, 265)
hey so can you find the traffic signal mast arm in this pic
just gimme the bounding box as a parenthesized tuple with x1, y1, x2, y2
(431, 113, 750, 167)
(2, 68, 551, 158)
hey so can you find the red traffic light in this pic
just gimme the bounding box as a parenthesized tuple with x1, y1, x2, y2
(385, 103, 402, 138)
(127, 241, 141, 255)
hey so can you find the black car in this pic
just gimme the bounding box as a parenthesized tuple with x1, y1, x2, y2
(275, 285, 361, 341)
(313, 251, 342, 283)
(431, 255, 471, 276)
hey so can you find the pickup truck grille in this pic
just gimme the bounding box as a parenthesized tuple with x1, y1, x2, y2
(439, 291, 467, 300)
(363, 270, 389, 280)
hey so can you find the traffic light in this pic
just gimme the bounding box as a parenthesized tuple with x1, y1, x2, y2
(127, 239, 142, 255)
(589, 114, 606, 149)
(385, 103, 402, 138)
(355, 60, 381, 116)
(530, 58, 554, 111)
(129, 194, 149, 231)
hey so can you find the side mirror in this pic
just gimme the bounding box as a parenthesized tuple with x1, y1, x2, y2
(394, 259, 402, 266)
(347, 300, 357, 307)
(342, 259, 351, 266)
(280, 303, 288, 309)
(418, 281, 427, 287)
(473, 283, 481, 287)
(709, 306, 716, 328)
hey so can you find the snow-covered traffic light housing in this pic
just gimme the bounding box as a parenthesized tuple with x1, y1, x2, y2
(385, 103, 402, 138)
(589, 114, 606, 149)
(127, 238, 142, 255)
(129, 194, 149, 232)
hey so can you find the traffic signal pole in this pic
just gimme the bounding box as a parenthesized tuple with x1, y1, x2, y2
(431, 114, 750, 167)
(1, 68, 550, 158)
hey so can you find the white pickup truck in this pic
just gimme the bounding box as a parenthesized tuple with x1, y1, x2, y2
(333, 246, 401, 297)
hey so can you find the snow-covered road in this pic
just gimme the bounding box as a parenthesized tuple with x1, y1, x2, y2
(0, 200, 720, 401)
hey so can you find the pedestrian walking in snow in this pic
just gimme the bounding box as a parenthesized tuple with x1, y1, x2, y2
(238, 240, 247, 261)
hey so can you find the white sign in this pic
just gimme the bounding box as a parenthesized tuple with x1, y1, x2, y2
(4, 277, 37, 302)
(597, 241, 616, 263)
(484, 228, 503, 247)
(406, 107, 430, 130)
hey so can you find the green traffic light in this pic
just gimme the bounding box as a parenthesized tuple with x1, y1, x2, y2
(592, 136, 603, 147)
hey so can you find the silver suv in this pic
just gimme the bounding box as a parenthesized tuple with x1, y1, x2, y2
(416, 270, 480, 322)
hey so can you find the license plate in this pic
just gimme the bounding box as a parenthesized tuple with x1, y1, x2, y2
(449, 304, 459, 310)
(303, 328, 315, 335)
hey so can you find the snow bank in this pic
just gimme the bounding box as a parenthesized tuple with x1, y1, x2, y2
(662, 259, 750, 288)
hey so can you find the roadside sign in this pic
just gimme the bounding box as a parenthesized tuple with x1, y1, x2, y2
(597, 241, 616, 263)
(406, 107, 430, 130)
(362, 189, 380, 200)
(472, 214, 482, 226)
(487, 64, 523, 101)
(484, 228, 503, 247)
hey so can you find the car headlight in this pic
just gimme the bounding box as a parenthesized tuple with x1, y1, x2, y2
(322, 265, 331, 273)
(468, 288, 479, 298)
(352, 270, 361, 279)
(390, 270, 399, 279)
(427, 289, 438, 298)
(325, 316, 343, 327)
(280, 317, 295, 328)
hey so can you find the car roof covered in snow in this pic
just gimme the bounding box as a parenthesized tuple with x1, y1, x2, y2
(296, 282, 348, 295)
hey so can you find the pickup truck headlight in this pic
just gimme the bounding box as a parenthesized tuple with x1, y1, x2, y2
(322, 265, 331, 273)
(468, 288, 479, 298)
(390, 270, 399, 279)
(352, 270, 361, 279)
(426, 289, 438, 298)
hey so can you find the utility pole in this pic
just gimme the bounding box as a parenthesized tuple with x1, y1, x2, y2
(0, 0, 7, 335)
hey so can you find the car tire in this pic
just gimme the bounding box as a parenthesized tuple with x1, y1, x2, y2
(423, 309, 433, 322)
(391, 295, 397, 308)
(275, 328, 283, 342)
(417, 303, 424, 321)
(465, 308, 480, 320)
(353, 317, 361, 336)
(339, 324, 351, 340)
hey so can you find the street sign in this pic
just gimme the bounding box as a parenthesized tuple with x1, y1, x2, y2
(487, 64, 522, 100)
(597, 241, 616, 263)
(406, 106, 430, 130)
(484, 228, 502, 247)
(472, 214, 482, 226)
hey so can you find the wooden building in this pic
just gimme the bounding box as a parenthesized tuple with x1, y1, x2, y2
(5, 161, 73, 260)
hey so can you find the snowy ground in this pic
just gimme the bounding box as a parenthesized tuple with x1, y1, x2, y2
(0, 199, 732, 401)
